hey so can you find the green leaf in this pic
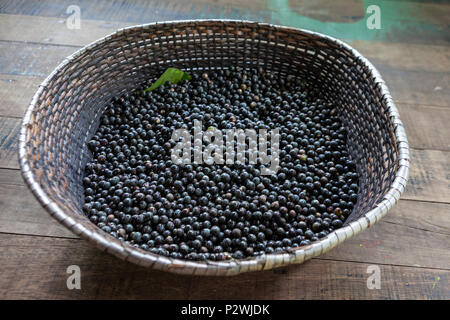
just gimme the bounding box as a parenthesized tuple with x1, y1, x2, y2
(144, 68, 191, 92)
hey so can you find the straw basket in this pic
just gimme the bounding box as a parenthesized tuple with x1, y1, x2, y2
(19, 20, 409, 276)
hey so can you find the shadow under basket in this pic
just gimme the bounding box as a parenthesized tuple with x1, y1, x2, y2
(19, 20, 409, 276)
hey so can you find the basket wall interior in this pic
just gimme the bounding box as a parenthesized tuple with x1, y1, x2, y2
(23, 22, 398, 236)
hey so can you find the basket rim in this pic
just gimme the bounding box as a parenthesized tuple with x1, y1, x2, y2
(18, 19, 410, 276)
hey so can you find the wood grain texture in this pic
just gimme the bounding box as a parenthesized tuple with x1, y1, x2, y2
(1, 0, 445, 24)
(287, 0, 364, 23)
(0, 14, 449, 74)
(397, 104, 450, 151)
(0, 183, 76, 239)
(0, 168, 25, 185)
(385, 200, 450, 236)
(0, 233, 448, 300)
(1, 70, 448, 121)
(321, 221, 450, 269)
(0, 45, 448, 109)
(288, 0, 450, 27)
(351, 41, 450, 73)
(0, 117, 20, 169)
(0, 165, 439, 233)
(1, 167, 449, 237)
(2, 116, 449, 202)
(0, 0, 448, 46)
(363, 68, 449, 108)
(0, 171, 449, 269)
(0, 14, 130, 47)
(0, 41, 74, 77)
(405, 149, 450, 203)
(0, 74, 42, 118)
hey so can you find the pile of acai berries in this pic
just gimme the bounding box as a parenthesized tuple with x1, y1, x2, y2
(82, 67, 359, 261)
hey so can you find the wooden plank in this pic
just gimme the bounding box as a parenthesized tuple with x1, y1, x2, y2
(1, 0, 448, 26)
(1, 167, 449, 236)
(321, 219, 450, 269)
(0, 22, 449, 107)
(0, 31, 449, 113)
(0, 169, 448, 269)
(288, 0, 450, 27)
(0, 14, 449, 73)
(0, 183, 77, 239)
(1, 71, 447, 122)
(0, 166, 448, 239)
(190, 260, 449, 300)
(383, 69, 449, 108)
(0, 117, 20, 170)
(0, 233, 447, 299)
(1, 114, 449, 201)
(0, 14, 130, 47)
(404, 149, 450, 203)
(287, 0, 365, 23)
(0, 43, 448, 108)
(2, 165, 450, 235)
(352, 41, 450, 73)
(397, 104, 450, 151)
(0, 0, 218, 24)
(0, 41, 75, 77)
(0, 74, 42, 118)
(0, 168, 25, 185)
(0, 0, 448, 45)
(385, 200, 450, 236)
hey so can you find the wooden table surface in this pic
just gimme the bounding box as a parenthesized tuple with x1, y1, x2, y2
(0, 0, 449, 300)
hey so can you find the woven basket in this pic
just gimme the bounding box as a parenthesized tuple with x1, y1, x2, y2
(19, 20, 409, 276)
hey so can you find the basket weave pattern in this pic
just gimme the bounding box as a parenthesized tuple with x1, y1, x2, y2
(19, 20, 409, 276)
